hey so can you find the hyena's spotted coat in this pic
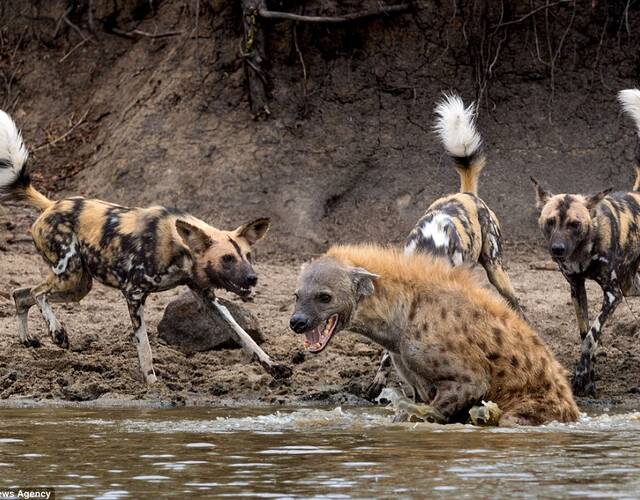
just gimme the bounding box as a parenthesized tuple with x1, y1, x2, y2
(0, 111, 270, 383)
(531, 88, 640, 397)
(290, 245, 579, 426)
(369, 95, 522, 399)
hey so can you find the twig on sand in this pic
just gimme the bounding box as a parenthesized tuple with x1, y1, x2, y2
(59, 38, 90, 63)
(111, 28, 184, 39)
(257, 4, 410, 23)
(32, 110, 90, 152)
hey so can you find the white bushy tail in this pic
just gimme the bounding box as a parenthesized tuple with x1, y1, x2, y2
(434, 94, 486, 195)
(0, 111, 51, 209)
(618, 89, 640, 191)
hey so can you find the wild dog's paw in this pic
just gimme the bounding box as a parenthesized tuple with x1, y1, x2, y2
(269, 363, 293, 380)
(145, 371, 158, 384)
(468, 400, 503, 426)
(52, 328, 69, 349)
(572, 359, 597, 397)
(21, 337, 41, 348)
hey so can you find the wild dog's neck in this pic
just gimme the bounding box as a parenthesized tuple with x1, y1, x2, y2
(349, 281, 412, 353)
(565, 224, 596, 270)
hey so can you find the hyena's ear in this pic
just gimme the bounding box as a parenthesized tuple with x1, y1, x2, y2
(585, 188, 613, 210)
(530, 176, 552, 210)
(349, 267, 380, 298)
(176, 219, 213, 254)
(234, 217, 271, 245)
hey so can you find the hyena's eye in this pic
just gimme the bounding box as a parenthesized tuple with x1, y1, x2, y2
(317, 293, 332, 304)
(544, 219, 555, 231)
(246, 252, 252, 262)
(568, 220, 581, 230)
(222, 254, 236, 265)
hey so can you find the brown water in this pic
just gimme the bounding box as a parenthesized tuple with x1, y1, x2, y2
(1, 406, 640, 499)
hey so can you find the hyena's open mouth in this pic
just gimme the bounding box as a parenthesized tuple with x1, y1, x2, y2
(303, 314, 339, 353)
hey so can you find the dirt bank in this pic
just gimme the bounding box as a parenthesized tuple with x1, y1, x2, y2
(0, 2, 639, 410)
(1, 204, 639, 410)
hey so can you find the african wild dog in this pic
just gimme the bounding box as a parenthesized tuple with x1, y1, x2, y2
(0, 111, 271, 383)
(290, 244, 579, 425)
(368, 94, 523, 399)
(531, 88, 640, 397)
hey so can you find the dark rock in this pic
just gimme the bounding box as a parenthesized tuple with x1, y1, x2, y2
(158, 292, 264, 353)
(61, 381, 108, 401)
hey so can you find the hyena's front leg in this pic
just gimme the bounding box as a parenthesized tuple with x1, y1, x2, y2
(125, 293, 157, 384)
(367, 351, 393, 400)
(572, 285, 621, 397)
(425, 379, 486, 424)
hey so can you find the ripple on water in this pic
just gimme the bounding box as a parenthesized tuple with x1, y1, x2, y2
(0, 438, 23, 444)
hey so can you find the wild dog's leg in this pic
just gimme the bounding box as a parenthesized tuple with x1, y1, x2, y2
(572, 284, 622, 397)
(568, 276, 589, 339)
(479, 220, 523, 315)
(24, 269, 92, 349)
(366, 351, 393, 400)
(124, 292, 157, 384)
(12, 287, 39, 347)
(483, 262, 522, 314)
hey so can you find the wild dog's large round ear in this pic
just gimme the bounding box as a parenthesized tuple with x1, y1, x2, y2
(530, 176, 552, 211)
(176, 219, 213, 254)
(349, 267, 380, 298)
(586, 188, 613, 210)
(234, 217, 271, 245)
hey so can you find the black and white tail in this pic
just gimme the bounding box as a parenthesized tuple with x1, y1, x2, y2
(434, 94, 486, 195)
(0, 111, 51, 209)
(619, 89, 640, 192)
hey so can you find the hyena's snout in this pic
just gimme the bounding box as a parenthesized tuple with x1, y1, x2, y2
(289, 313, 311, 333)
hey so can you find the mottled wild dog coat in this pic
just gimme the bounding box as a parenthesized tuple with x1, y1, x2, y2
(531, 88, 640, 397)
(369, 94, 522, 399)
(0, 111, 270, 383)
(290, 245, 578, 425)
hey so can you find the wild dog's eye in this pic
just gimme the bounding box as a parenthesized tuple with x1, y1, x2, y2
(246, 252, 252, 261)
(317, 293, 332, 303)
(222, 254, 236, 264)
(544, 219, 555, 230)
(568, 220, 581, 230)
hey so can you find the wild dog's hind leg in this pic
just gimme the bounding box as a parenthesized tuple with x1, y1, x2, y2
(13, 287, 39, 347)
(125, 293, 157, 384)
(14, 266, 92, 349)
(479, 221, 523, 315)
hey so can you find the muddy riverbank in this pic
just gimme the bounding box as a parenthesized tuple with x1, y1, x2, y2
(1, 205, 639, 411)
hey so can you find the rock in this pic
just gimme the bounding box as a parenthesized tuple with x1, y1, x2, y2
(158, 292, 264, 353)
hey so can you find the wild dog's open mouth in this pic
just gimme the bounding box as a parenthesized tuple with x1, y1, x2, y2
(223, 280, 252, 297)
(303, 314, 339, 353)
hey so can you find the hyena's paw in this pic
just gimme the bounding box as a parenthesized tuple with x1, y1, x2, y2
(52, 328, 70, 349)
(468, 401, 503, 426)
(366, 372, 387, 401)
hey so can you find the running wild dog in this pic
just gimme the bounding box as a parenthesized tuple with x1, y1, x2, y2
(290, 245, 578, 425)
(531, 88, 640, 397)
(368, 94, 523, 399)
(0, 111, 271, 383)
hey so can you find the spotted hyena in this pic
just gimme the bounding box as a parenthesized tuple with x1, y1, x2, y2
(291, 244, 579, 426)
